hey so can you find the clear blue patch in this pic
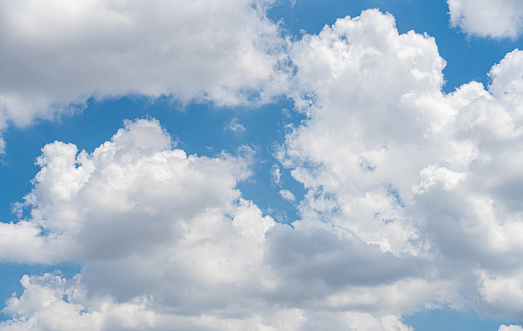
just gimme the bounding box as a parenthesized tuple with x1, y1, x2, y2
(404, 308, 520, 331)
(387, 184, 405, 207)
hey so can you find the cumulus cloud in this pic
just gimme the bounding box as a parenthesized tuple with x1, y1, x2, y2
(0, 118, 275, 328)
(0, 272, 414, 331)
(279, 189, 295, 201)
(285, 9, 446, 256)
(500, 325, 523, 331)
(447, 0, 523, 38)
(281, 8, 523, 318)
(1, 117, 420, 330)
(0, 118, 258, 264)
(0, 0, 288, 149)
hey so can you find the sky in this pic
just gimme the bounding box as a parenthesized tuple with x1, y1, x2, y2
(1, 0, 523, 330)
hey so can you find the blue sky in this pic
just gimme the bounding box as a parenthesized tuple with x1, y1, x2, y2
(1, 0, 523, 330)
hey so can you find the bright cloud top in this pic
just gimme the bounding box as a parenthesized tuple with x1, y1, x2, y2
(447, 0, 523, 38)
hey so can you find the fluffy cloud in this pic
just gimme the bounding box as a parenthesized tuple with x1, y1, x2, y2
(281, 8, 523, 318)
(1, 118, 258, 264)
(0, 118, 273, 329)
(0, 117, 272, 284)
(447, 0, 523, 38)
(279, 189, 295, 201)
(0, 0, 288, 150)
(0, 273, 413, 331)
(500, 325, 523, 331)
(285, 9, 446, 256)
(1, 118, 418, 330)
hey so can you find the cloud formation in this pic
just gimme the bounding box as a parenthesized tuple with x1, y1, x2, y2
(0, 0, 288, 151)
(447, 0, 523, 38)
(1, 118, 418, 330)
(281, 8, 523, 319)
(500, 326, 523, 331)
(2, 6, 523, 331)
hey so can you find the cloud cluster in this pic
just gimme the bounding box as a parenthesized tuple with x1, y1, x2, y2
(0, 0, 288, 151)
(1, 118, 419, 330)
(447, 0, 523, 38)
(0, 118, 271, 329)
(2, 5, 523, 331)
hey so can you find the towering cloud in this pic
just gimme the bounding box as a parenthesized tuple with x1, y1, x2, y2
(282, 8, 523, 318)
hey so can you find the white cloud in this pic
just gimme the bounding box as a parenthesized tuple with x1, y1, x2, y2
(500, 325, 523, 331)
(0, 118, 262, 265)
(1, 273, 155, 331)
(411, 164, 466, 194)
(281, 8, 523, 318)
(226, 117, 247, 133)
(0, 137, 5, 154)
(0, 272, 416, 331)
(0, 118, 278, 329)
(0, 272, 415, 331)
(1, 117, 421, 330)
(0, 117, 443, 330)
(447, 0, 523, 38)
(0, 0, 288, 147)
(478, 271, 523, 317)
(271, 164, 282, 185)
(285, 8, 447, 256)
(279, 189, 295, 201)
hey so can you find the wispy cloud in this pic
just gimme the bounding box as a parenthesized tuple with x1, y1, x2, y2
(226, 116, 247, 133)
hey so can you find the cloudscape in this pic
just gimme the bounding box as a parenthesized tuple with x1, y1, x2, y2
(1, 0, 523, 330)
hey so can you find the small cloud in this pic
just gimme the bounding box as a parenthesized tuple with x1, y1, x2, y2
(271, 165, 282, 185)
(279, 189, 295, 202)
(226, 117, 246, 133)
(281, 107, 292, 119)
(499, 325, 523, 331)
